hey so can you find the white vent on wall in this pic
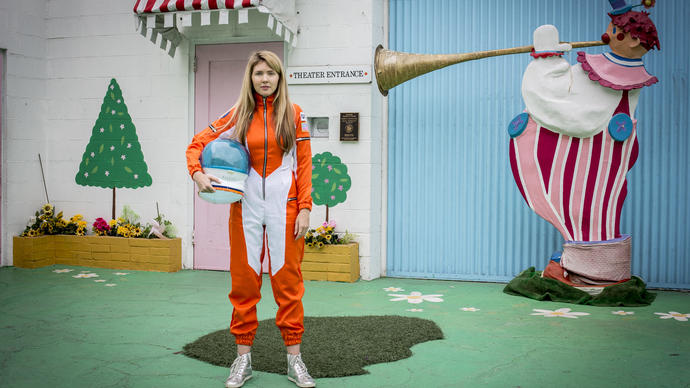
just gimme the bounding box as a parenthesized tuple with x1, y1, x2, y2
(308, 117, 329, 138)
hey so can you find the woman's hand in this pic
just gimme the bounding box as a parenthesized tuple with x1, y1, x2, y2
(294, 209, 310, 240)
(192, 171, 221, 193)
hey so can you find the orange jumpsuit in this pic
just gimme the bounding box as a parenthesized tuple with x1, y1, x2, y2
(186, 94, 312, 346)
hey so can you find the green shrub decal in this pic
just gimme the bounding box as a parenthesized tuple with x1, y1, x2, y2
(311, 152, 351, 208)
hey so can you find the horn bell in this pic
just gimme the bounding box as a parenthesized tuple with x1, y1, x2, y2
(375, 44, 470, 96)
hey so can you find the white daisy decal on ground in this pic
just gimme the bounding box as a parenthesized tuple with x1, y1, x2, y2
(383, 287, 404, 292)
(406, 308, 423, 312)
(94, 279, 106, 283)
(105, 284, 117, 287)
(461, 307, 480, 312)
(73, 273, 99, 279)
(388, 291, 443, 304)
(531, 308, 590, 319)
(654, 312, 690, 322)
(80, 271, 91, 273)
(113, 272, 129, 276)
(612, 310, 634, 316)
(52, 269, 73, 273)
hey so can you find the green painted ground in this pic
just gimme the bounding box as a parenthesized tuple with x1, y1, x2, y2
(1, 266, 689, 388)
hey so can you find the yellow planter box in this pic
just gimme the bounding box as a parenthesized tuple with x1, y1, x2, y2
(302, 242, 359, 282)
(13, 235, 182, 272)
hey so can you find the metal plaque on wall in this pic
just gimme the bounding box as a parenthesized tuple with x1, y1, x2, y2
(340, 112, 359, 141)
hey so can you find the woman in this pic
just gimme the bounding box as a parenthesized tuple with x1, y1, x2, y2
(186, 50, 315, 388)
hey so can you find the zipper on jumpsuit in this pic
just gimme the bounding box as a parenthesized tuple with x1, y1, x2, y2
(262, 96, 268, 200)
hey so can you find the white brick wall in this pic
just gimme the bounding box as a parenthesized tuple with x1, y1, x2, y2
(1, 0, 387, 280)
(0, 0, 49, 266)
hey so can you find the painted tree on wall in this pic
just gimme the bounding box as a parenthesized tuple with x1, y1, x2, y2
(75, 78, 152, 218)
(311, 151, 351, 222)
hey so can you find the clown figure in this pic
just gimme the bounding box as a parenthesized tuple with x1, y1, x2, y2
(507, 2, 659, 290)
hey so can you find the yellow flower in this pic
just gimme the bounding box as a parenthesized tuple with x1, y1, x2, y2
(28, 229, 38, 237)
(42, 203, 54, 213)
(57, 219, 68, 228)
(325, 234, 332, 241)
(77, 220, 87, 228)
(317, 241, 324, 248)
(71, 214, 83, 222)
(109, 219, 117, 227)
(76, 227, 85, 236)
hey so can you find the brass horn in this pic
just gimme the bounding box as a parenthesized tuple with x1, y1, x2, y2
(374, 41, 605, 96)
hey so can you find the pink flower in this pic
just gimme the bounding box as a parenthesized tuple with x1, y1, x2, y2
(93, 217, 110, 232)
(324, 179, 329, 183)
(338, 185, 343, 191)
(328, 220, 336, 228)
(327, 165, 333, 171)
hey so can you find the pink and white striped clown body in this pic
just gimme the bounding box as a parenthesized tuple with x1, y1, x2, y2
(508, 21, 658, 287)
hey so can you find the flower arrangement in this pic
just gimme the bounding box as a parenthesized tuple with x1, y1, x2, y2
(92, 204, 176, 239)
(20, 203, 177, 239)
(21, 204, 87, 237)
(305, 220, 355, 248)
(145, 206, 178, 239)
(92, 205, 143, 237)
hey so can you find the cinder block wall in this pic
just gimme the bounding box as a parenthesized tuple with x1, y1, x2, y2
(291, 0, 385, 280)
(0, 0, 50, 266)
(42, 1, 191, 267)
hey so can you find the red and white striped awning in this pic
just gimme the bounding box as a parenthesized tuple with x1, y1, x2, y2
(133, 0, 297, 57)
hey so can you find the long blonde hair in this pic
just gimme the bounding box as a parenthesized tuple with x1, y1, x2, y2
(225, 50, 295, 153)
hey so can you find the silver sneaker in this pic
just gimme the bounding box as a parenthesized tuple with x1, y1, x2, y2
(225, 353, 252, 388)
(287, 353, 316, 387)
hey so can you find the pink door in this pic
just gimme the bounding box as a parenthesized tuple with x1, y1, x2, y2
(193, 42, 284, 271)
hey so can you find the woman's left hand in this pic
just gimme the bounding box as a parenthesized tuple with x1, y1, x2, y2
(294, 209, 310, 240)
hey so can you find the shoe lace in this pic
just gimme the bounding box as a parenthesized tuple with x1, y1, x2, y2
(230, 355, 248, 375)
(291, 355, 311, 378)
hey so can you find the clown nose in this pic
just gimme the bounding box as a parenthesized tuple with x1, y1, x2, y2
(601, 33, 611, 44)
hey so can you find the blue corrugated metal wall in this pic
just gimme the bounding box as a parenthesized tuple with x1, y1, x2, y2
(387, 0, 690, 289)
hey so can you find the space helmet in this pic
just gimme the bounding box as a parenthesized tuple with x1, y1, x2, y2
(199, 138, 249, 204)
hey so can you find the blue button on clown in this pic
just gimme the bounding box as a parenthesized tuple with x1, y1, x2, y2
(507, 0, 659, 293)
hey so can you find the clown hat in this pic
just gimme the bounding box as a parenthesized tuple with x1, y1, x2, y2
(608, 0, 655, 15)
(608, 0, 634, 15)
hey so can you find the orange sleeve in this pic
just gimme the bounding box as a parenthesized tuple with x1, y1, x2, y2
(294, 105, 313, 211)
(185, 109, 235, 178)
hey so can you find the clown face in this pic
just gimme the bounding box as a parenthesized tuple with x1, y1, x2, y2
(602, 22, 649, 59)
